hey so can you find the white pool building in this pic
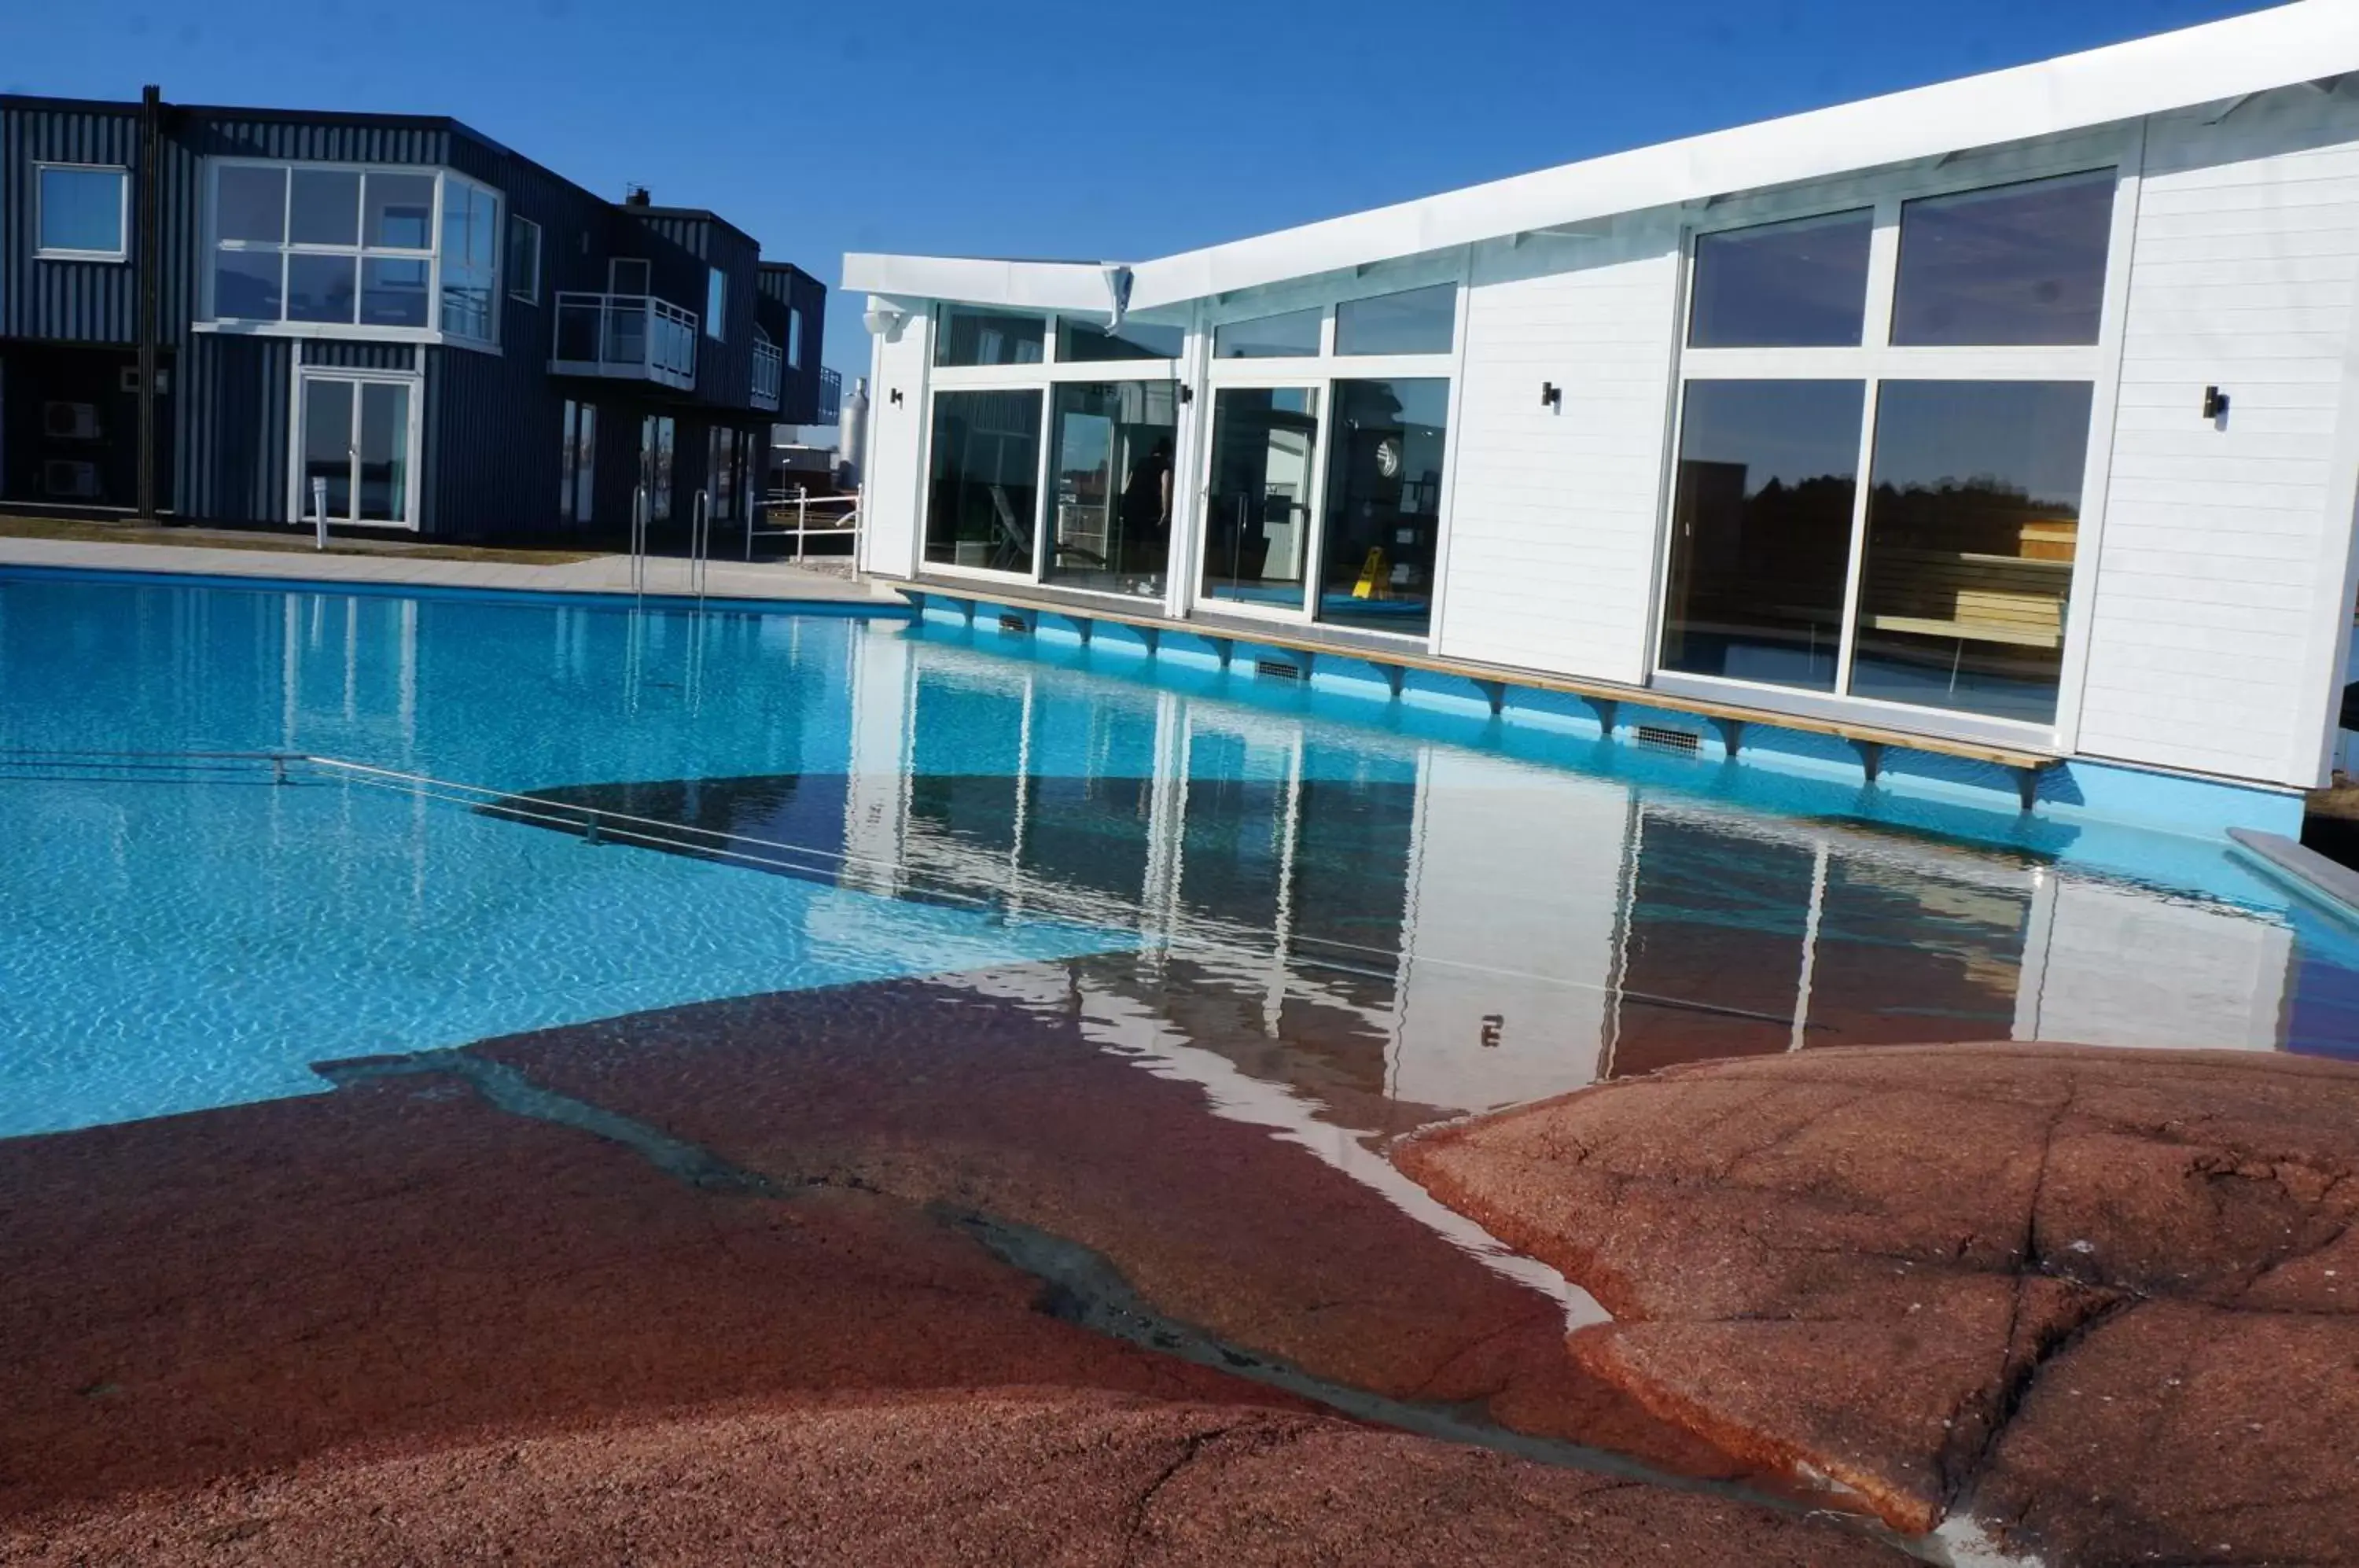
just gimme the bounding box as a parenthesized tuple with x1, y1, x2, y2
(848, 2, 2359, 841)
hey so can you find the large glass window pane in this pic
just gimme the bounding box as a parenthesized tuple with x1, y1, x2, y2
(1849, 380, 2092, 723)
(1334, 284, 1456, 356)
(302, 379, 354, 521)
(1689, 209, 1871, 348)
(1057, 318, 1186, 362)
(365, 172, 436, 249)
(1892, 171, 2114, 346)
(288, 168, 360, 246)
(1213, 307, 1322, 359)
(705, 267, 726, 340)
(508, 214, 540, 303)
(37, 167, 127, 256)
(1044, 380, 1180, 596)
(924, 388, 1043, 571)
(1316, 377, 1448, 635)
(1201, 387, 1319, 609)
(215, 166, 287, 245)
(362, 257, 430, 328)
(934, 307, 1044, 367)
(358, 381, 410, 523)
(1661, 380, 1866, 691)
(213, 251, 284, 322)
(286, 253, 357, 324)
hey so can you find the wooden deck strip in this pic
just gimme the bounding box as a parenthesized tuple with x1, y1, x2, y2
(902, 582, 2058, 778)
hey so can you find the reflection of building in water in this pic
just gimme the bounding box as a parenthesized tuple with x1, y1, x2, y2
(826, 630, 2298, 1124)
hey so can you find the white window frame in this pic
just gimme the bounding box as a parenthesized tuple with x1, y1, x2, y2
(285, 361, 426, 532)
(33, 162, 131, 263)
(1649, 133, 2140, 750)
(198, 157, 505, 354)
(915, 304, 1194, 599)
(1182, 259, 1470, 642)
(508, 212, 542, 305)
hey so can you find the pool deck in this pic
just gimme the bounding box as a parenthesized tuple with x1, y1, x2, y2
(0, 535, 902, 605)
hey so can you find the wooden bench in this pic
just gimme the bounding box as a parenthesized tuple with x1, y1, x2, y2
(903, 581, 2059, 808)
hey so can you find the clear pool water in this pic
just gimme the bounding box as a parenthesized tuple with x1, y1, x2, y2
(5, 566, 2357, 1140)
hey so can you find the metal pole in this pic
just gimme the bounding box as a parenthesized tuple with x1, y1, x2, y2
(692, 487, 709, 601)
(796, 487, 808, 562)
(135, 84, 162, 525)
(631, 483, 647, 594)
(311, 477, 329, 550)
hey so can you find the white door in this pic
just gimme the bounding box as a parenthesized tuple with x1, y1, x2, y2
(294, 371, 418, 529)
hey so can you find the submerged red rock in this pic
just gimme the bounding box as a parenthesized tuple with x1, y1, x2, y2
(1393, 1043, 2359, 1564)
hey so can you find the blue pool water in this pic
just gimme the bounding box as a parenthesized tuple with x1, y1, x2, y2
(5, 566, 2358, 1140)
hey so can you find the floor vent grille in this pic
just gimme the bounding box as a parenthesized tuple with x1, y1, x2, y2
(1635, 724, 1702, 753)
(997, 613, 1032, 635)
(1254, 659, 1303, 682)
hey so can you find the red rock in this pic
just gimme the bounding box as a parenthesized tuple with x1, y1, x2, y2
(0, 1390, 1913, 1567)
(1394, 1043, 2359, 1560)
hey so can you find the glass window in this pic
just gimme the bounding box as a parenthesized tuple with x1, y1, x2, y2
(303, 379, 354, 520)
(1334, 284, 1456, 356)
(366, 173, 436, 249)
(357, 382, 410, 524)
(36, 166, 127, 257)
(641, 415, 676, 522)
(1056, 318, 1186, 362)
(935, 306, 1045, 367)
(215, 165, 287, 245)
(705, 267, 726, 341)
(1043, 380, 1180, 596)
(1213, 307, 1322, 359)
(1316, 378, 1448, 635)
(1891, 171, 2115, 346)
(362, 257, 430, 328)
(437, 179, 499, 341)
(288, 169, 360, 246)
(561, 399, 597, 523)
(213, 251, 284, 322)
(1689, 209, 1871, 348)
(925, 388, 1043, 572)
(1661, 380, 1866, 691)
(1849, 381, 2093, 722)
(286, 253, 358, 324)
(1201, 387, 1319, 608)
(508, 215, 541, 304)
(788, 307, 804, 367)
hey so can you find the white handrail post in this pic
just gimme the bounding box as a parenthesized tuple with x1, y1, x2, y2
(692, 487, 710, 600)
(631, 483, 648, 595)
(311, 477, 329, 550)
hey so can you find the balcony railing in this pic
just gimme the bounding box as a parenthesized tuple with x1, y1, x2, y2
(751, 337, 782, 412)
(551, 292, 697, 391)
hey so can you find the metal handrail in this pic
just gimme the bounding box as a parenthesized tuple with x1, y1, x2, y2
(630, 483, 650, 595)
(750, 340, 782, 411)
(550, 291, 699, 389)
(690, 487, 711, 600)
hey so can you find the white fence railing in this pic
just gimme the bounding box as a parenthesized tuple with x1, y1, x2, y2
(749, 488, 859, 561)
(551, 293, 698, 391)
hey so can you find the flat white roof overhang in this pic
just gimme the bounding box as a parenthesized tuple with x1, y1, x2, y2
(845, 0, 2359, 319)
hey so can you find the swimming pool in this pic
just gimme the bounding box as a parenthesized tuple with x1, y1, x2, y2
(4, 565, 2356, 1139)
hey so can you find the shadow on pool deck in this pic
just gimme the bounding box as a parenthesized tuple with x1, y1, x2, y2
(0, 970, 1919, 1564)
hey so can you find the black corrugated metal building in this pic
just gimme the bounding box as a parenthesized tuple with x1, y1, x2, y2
(0, 89, 820, 541)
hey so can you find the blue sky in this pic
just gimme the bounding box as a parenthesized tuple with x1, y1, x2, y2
(0, 0, 2274, 390)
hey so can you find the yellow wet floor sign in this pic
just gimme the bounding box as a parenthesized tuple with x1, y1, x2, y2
(1353, 547, 1387, 599)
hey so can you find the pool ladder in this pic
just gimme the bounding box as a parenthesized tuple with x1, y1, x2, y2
(627, 486, 713, 603)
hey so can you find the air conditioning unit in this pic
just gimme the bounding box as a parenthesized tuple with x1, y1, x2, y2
(43, 402, 100, 440)
(42, 460, 99, 499)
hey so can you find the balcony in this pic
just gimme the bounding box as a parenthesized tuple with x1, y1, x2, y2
(751, 336, 782, 412)
(551, 292, 697, 391)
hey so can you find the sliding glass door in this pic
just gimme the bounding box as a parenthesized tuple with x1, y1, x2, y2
(294, 370, 416, 528)
(1201, 387, 1319, 611)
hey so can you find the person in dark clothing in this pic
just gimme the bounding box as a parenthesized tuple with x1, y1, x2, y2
(1118, 437, 1174, 587)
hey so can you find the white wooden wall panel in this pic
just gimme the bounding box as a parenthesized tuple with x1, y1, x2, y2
(1435, 223, 1682, 683)
(858, 310, 930, 579)
(2077, 94, 2359, 786)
